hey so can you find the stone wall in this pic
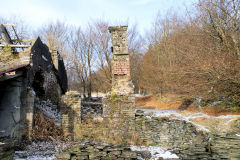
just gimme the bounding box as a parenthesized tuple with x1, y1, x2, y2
(0, 139, 17, 160)
(135, 110, 240, 159)
(135, 110, 210, 159)
(56, 143, 138, 160)
(50, 49, 68, 94)
(0, 70, 34, 139)
(0, 76, 23, 138)
(28, 38, 54, 85)
(60, 91, 81, 140)
(210, 133, 240, 159)
(29, 38, 65, 105)
(43, 71, 62, 105)
(103, 95, 135, 119)
(59, 97, 240, 159)
(102, 94, 135, 144)
(21, 88, 35, 140)
(56, 51, 68, 94)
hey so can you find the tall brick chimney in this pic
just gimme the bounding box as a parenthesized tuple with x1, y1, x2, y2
(108, 26, 134, 95)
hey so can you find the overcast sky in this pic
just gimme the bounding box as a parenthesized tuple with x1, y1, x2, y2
(0, 0, 197, 35)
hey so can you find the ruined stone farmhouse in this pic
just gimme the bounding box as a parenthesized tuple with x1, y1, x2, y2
(1, 24, 240, 160)
(0, 24, 67, 139)
(58, 26, 240, 160)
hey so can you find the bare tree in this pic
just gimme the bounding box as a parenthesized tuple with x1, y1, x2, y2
(127, 24, 146, 93)
(92, 20, 112, 91)
(68, 24, 96, 98)
(36, 20, 69, 55)
(68, 27, 87, 96)
(197, 0, 240, 56)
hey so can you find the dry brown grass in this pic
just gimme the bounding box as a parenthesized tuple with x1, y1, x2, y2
(135, 94, 182, 110)
(32, 109, 63, 141)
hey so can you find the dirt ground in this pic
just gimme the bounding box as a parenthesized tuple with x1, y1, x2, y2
(135, 94, 182, 110)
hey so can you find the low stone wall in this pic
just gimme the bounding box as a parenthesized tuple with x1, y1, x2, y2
(135, 110, 240, 159)
(0, 139, 17, 160)
(59, 91, 240, 159)
(56, 143, 138, 160)
(59, 107, 240, 159)
(135, 110, 210, 159)
(210, 133, 240, 159)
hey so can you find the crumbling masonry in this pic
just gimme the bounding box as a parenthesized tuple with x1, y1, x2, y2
(102, 26, 135, 143)
(59, 26, 135, 143)
(0, 26, 68, 140)
(109, 26, 134, 95)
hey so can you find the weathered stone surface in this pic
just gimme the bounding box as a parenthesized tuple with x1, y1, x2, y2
(0, 37, 68, 140)
(135, 111, 240, 159)
(103, 95, 135, 118)
(56, 152, 71, 159)
(210, 133, 240, 159)
(50, 50, 68, 94)
(60, 91, 81, 140)
(108, 26, 128, 56)
(57, 143, 142, 160)
(102, 94, 135, 144)
(0, 139, 18, 160)
(137, 115, 210, 159)
(108, 26, 134, 95)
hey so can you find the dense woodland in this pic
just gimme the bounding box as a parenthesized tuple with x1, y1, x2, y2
(1, 0, 240, 109)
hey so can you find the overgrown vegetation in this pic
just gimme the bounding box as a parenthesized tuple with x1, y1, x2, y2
(0, 44, 11, 53)
(0, 45, 16, 59)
